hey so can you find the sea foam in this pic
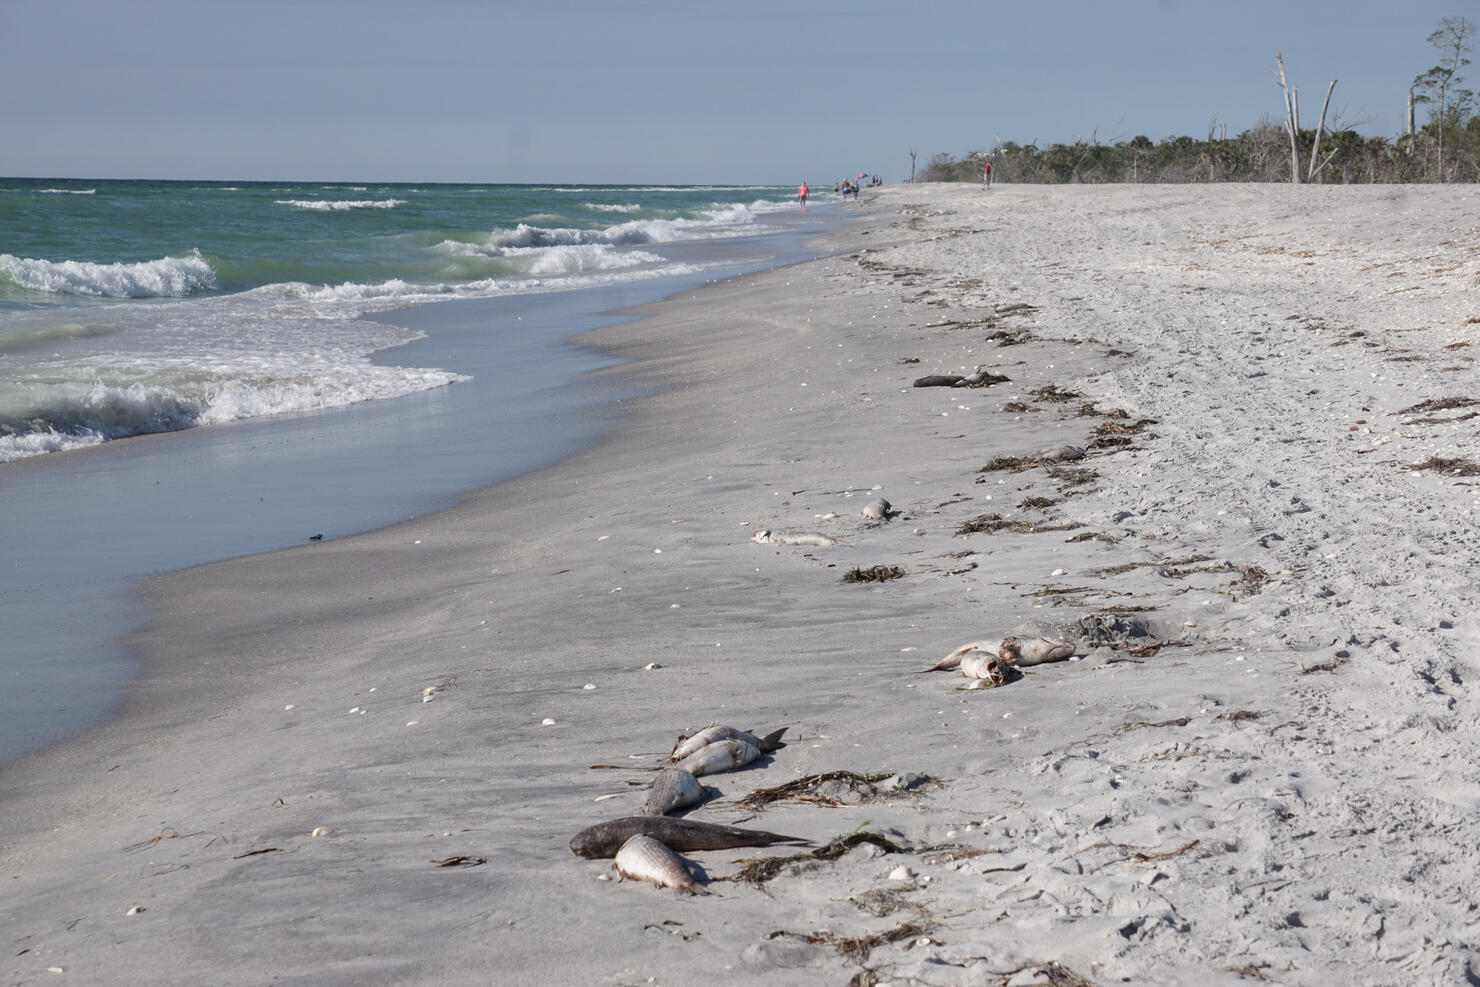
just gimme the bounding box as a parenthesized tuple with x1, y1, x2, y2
(0, 251, 217, 298)
(275, 199, 407, 211)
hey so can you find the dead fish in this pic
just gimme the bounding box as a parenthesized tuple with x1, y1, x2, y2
(643, 768, 708, 816)
(612, 834, 706, 894)
(959, 650, 1010, 687)
(672, 739, 761, 776)
(860, 498, 891, 521)
(919, 639, 1002, 673)
(669, 725, 787, 763)
(751, 529, 837, 547)
(1000, 636, 1076, 666)
(913, 373, 965, 387)
(1031, 445, 1086, 463)
(570, 816, 810, 859)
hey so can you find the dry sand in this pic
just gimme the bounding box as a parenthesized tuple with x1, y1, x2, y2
(5, 183, 1480, 985)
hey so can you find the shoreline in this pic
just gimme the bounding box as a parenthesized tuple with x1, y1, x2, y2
(6, 183, 1480, 984)
(0, 205, 842, 767)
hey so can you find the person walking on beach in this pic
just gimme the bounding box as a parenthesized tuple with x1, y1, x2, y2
(798, 182, 809, 207)
(981, 160, 993, 188)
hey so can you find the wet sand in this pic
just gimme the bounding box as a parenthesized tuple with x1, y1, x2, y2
(5, 183, 1480, 985)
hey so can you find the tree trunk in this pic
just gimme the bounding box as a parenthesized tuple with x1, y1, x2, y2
(1275, 54, 1302, 183)
(1307, 79, 1337, 182)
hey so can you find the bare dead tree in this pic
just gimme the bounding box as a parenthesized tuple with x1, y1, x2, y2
(908, 146, 917, 183)
(1307, 79, 1338, 182)
(1274, 53, 1302, 183)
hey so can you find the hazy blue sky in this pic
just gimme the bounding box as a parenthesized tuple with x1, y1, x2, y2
(3, 0, 1471, 183)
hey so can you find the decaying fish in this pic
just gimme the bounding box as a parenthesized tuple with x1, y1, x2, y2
(751, 529, 837, 547)
(669, 725, 787, 763)
(672, 739, 761, 776)
(860, 498, 891, 521)
(919, 639, 1002, 673)
(959, 649, 1014, 689)
(1030, 444, 1086, 463)
(612, 834, 705, 894)
(570, 816, 810, 859)
(999, 636, 1076, 666)
(643, 768, 708, 816)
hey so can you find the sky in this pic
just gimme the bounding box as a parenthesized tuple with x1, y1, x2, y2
(2, 0, 1473, 184)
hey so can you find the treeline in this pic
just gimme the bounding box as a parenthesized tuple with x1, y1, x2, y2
(919, 120, 1480, 185)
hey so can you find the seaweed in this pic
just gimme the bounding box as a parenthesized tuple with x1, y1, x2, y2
(1018, 496, 1059, 510)
(1002, 401, 1038, 413)
(1065, 531, 1119, 544)
(765, 918, 937, 964)
(1407, 456, 1480, 476)
(956, 514, 1081, 536)
(844, 565, 907, 583)
(1093, 418, 1156, 436)
(1047, 466, 1099, 489)
(1119, 716, 1192, 733)
(1398, 396, 1480, 415)
(730, 831, 909, 885)
(737, 771, 896, 810)
(1029, 384, 1081, 403)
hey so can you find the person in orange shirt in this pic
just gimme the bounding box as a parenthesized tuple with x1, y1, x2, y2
(798, 182, 809, 206)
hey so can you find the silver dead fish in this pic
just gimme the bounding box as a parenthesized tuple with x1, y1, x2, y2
(959, 649, 1011, 689)
(999, 636, 1076, 666)
(919, 639, 1002, 673)
(669, 725, 787, 763)
(570, 816, 809, 859)
(751, 529, 837, 547)
(1030, 445, 1086, 463)
(643, 768, 708, 816)
(612, 834, 705, 894)
(672, 739, 761, 776)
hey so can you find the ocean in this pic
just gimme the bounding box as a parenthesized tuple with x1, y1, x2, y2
(0, 179, 840, 764)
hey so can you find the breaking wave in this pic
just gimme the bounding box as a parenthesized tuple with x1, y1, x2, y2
(0, 251, 217, 298)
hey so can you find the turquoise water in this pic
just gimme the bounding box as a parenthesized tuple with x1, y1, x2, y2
(0, 177, 839, 765)
(0, 179, 799, 460)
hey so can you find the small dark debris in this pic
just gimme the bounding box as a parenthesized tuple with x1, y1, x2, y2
(731, 831, 908, 885)
(430, 855, 486, 867)
(844, 565, 906, 583)
(1407, 456, 1480, 476)
(1029, 384, 1081, 403)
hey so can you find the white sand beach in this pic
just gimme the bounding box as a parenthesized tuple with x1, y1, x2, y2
(5, 182, 1480, 985)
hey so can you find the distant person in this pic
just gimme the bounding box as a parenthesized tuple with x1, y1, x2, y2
(798, 182, 809, 206)
(833, 180, 840, 193)
(981, 160, 993, 188)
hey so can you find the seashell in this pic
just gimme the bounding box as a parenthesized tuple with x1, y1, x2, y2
(612, 834, 705, 894)
(671, 739, 761, 776)
(999, 636, 1076, 666)
(643, 768, 708, 816)
(751, 529, 837, 547)
(920, 640, 1001, 673)
(311, 826, 331, 837)
(669, 725, 787, 762)
(860, 498, 891, 521)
